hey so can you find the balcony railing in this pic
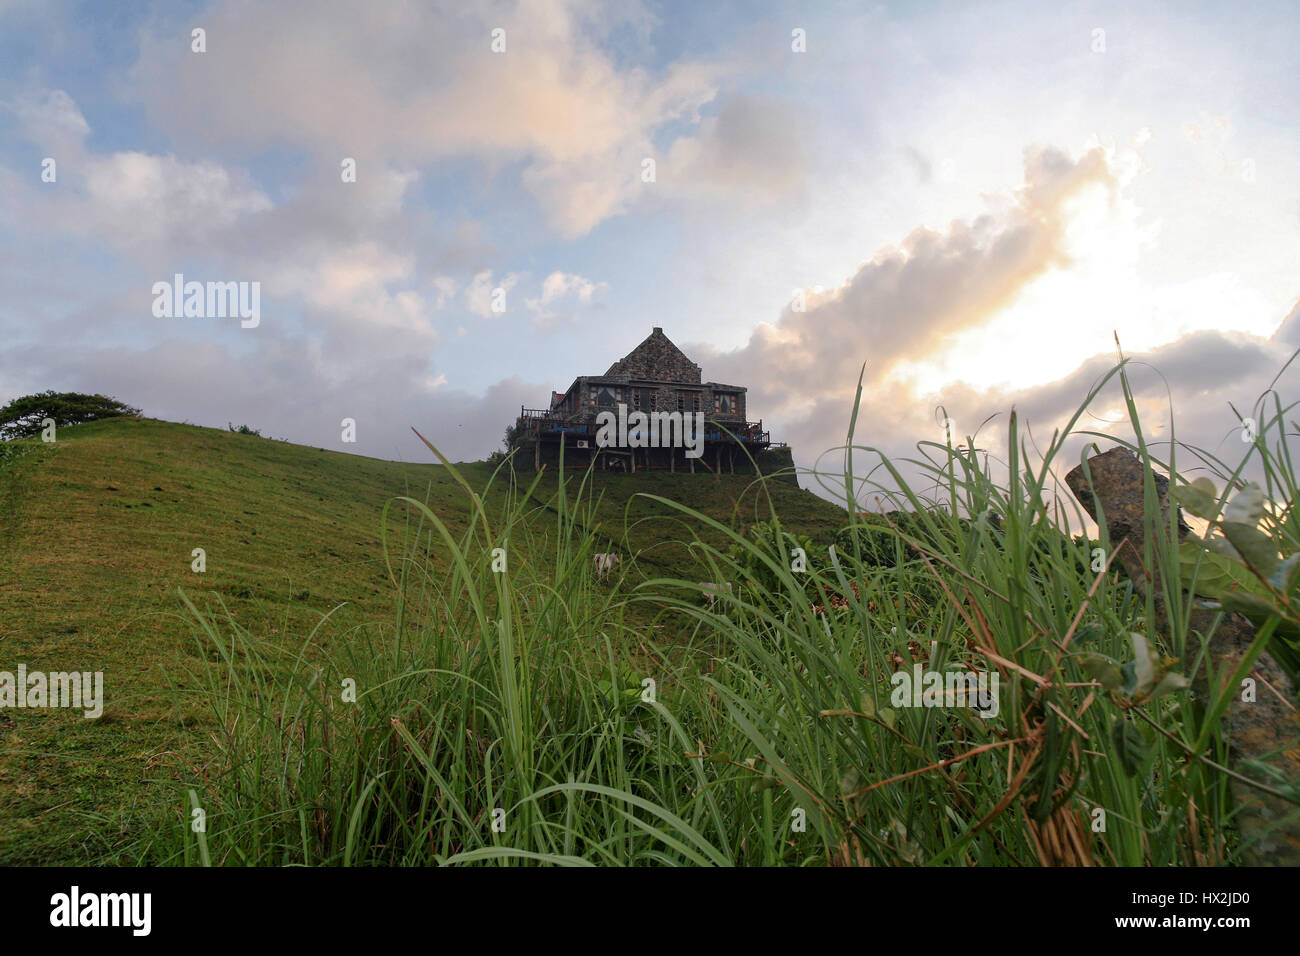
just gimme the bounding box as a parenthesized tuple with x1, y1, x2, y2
(518, 406, 771, 445)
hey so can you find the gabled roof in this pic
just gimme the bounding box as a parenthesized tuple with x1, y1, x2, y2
(604, 327, 702, 383)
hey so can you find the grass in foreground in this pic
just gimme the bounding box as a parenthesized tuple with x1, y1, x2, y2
(142, 363, 1300, 865)
(0, 417, 841, 863)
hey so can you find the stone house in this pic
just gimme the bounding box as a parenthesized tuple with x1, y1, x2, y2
(547, 327, 747, 423)
(517, 328, 783, 473)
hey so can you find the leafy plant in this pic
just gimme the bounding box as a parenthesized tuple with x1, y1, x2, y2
(1081, 632, 1189, 706)
(1174, 478, 1300, 678)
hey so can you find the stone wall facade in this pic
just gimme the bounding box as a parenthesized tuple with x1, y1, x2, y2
(548, 328, 747, 423)
(605, 328, 702, 383)
(520, 327, 775, 473)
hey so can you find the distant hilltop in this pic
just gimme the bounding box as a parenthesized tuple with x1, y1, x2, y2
(514, 328, 794, 479)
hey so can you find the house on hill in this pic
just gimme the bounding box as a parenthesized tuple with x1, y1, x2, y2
(516, 327, 790, 475)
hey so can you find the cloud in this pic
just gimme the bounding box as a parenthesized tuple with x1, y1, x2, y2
(431, 276, 459, 310)
(697, 145, 1115, 427)
(270, 241, 412, 312)
(775, 321, 1300, 511)
(662, 94, 810, 205)
(524, 270, 608, 327)
(0, 87, 271, 260)
(667, 143, 1300, 507)
(537, 271, 603, 306)
(0, 85, 481, 376)
(1, 88, 88, 153)
(80, 151, 272, 248)
(465, 269, 522, 318)
(0, 332, 540, 464)
(1269, 301, 1300, 349)
(128, 0, 733, 237)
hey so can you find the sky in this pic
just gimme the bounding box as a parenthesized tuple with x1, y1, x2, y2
(1, 0, 1297, 508)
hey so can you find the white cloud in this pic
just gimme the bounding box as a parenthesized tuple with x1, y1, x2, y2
(0, 87, 271, 259)
(524, 270, 609, 329)
(432, 276, 459, 310)
(534, 270, 605, 305)
(80, 151, 272, 247)
(2, 88, 89, 152)
(128, 0, 734, 237)
(465, 270, 523, 319)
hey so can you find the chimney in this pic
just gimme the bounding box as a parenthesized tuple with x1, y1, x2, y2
(652, 326, 662, 333)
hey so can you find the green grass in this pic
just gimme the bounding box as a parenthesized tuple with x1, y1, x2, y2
(0, 417, 843, 864)
(4, 363, 1299, 866)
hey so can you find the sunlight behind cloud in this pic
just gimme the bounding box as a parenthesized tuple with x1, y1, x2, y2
(888, 147, 1282, 400)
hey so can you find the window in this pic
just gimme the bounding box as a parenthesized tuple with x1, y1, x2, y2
(677, 393, 685, 412)
(716, 394, 736, 415)
(632, 390, 641, 409)
(693, 394, 701, 412)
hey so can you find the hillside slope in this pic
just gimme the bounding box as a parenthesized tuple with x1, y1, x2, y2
(0, 417, 846, 863)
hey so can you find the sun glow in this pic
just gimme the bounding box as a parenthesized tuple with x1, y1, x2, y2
(887, 166, 1280, 401)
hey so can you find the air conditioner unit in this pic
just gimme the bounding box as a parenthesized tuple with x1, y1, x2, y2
(576, 440, 589, 449)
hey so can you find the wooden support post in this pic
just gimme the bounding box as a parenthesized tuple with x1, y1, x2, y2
(534, 437, 540, 471)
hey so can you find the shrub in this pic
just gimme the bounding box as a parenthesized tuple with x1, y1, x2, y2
(0, 391, 141, 441)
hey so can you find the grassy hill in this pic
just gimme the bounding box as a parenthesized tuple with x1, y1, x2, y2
(7, 400, 1282, 868)
(0, 417, 846, 864)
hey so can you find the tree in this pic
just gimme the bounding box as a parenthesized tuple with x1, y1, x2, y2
(488, 422, 522, 463)
(503, 422, 520, 452)
(0, 391, 141, 441)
